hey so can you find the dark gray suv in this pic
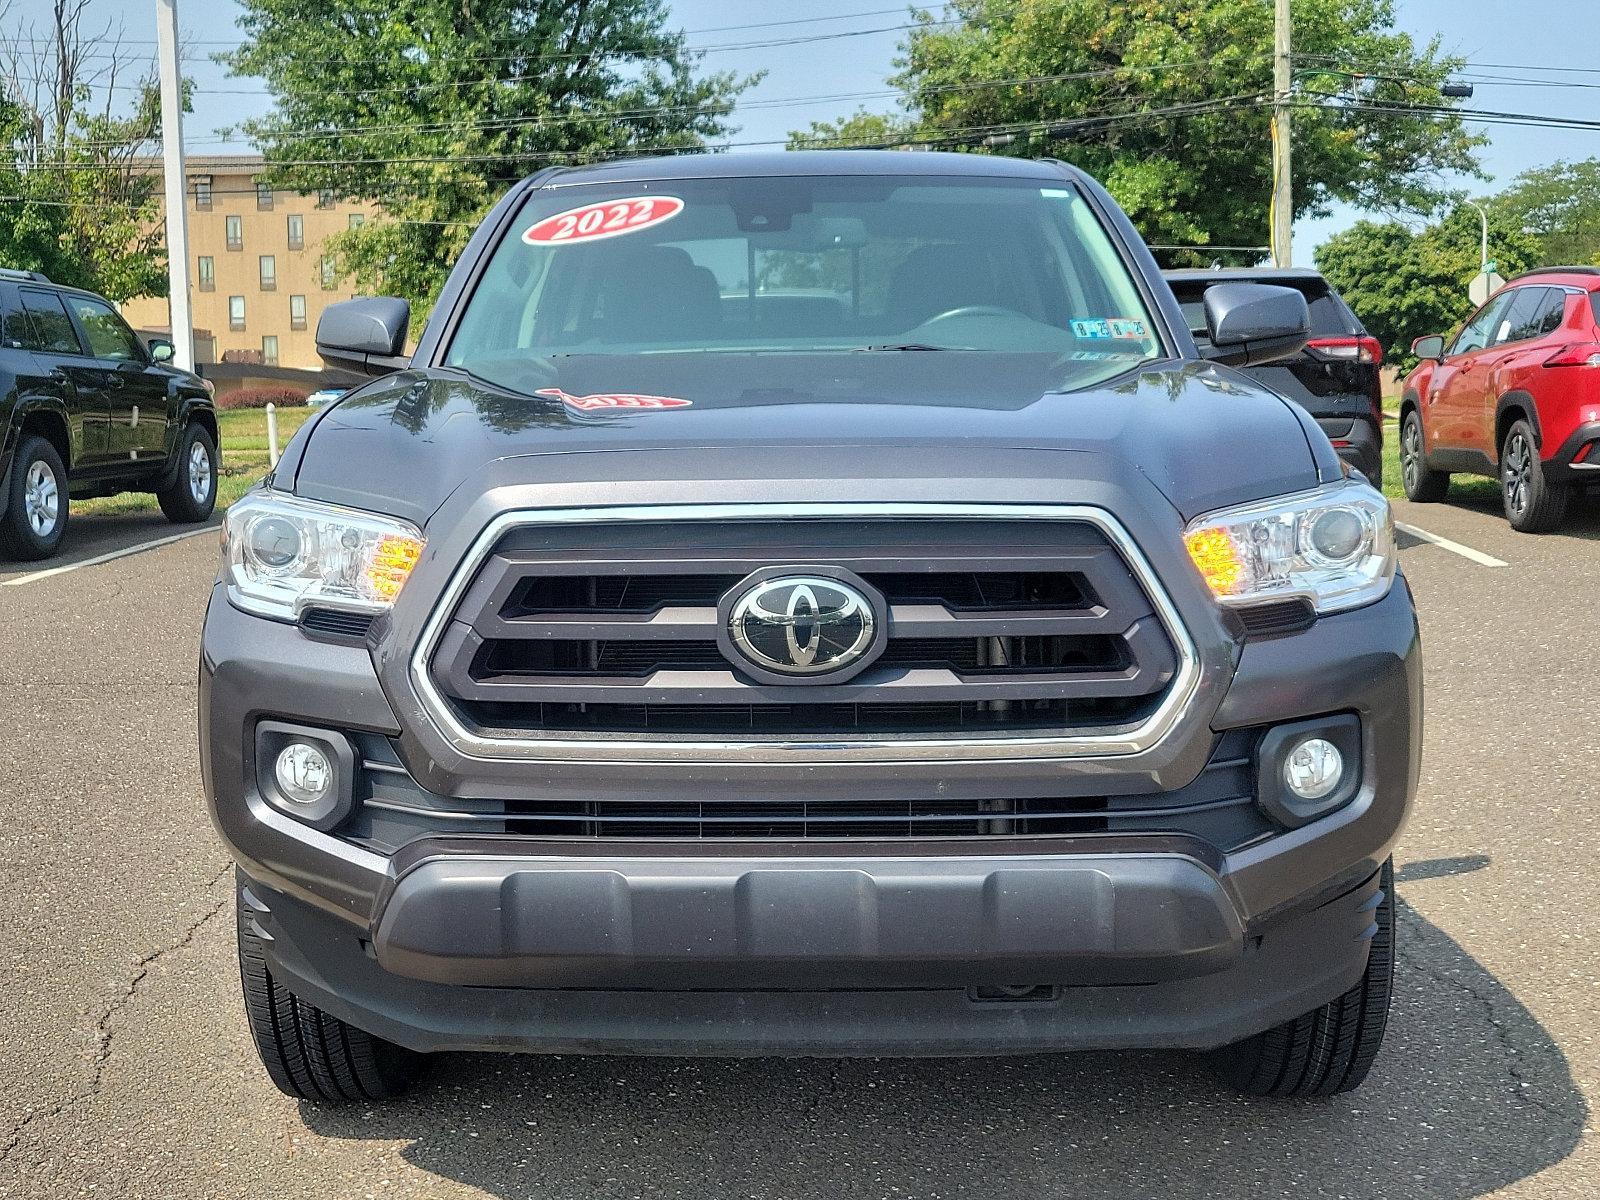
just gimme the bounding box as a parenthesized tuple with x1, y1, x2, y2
(201, 152, 1419, 1102)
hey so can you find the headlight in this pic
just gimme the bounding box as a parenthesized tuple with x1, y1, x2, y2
(221, 491, 424, 621)
(1183, 481, 1395, 614)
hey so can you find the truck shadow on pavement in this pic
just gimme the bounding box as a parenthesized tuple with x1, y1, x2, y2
(298, 897, 1585, 1199)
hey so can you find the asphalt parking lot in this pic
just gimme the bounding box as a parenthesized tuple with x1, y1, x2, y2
(2, 494, 1598, 1199)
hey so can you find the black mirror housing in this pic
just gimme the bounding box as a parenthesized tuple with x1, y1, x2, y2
(1411, 334, 1446, 362)
(316, 297, 412, 376)
(1200, 282, 1311, 368)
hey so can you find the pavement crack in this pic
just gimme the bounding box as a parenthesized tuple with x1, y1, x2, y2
(0, 862, 233, 1168)
(1396, 906, 1584, 1130)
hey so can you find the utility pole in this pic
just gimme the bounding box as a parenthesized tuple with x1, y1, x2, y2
(154, 0, 194, 371)
(1466, 199, 1489, 272)
(1271, 0, 1293, 267)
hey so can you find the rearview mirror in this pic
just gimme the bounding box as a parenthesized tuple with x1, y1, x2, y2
(316, 297, 411, 376)
(1200, 283, 1310, 368)
(147, 338, 175, 363)
(1411, 334, 1445, 362)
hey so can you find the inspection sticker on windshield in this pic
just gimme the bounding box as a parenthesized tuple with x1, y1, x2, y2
(522, 196, 685, 246)
(1072, 317, 1148, 340)
(536, 388, 693, 412)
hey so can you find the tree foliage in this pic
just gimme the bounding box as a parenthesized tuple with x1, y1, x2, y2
(1316, 206, 1540, 365)
(0, 0, 169, 300)
(794, 0, 1480, 260)
(1492, 159, 1600, 268)
(227, 0, 754, 315)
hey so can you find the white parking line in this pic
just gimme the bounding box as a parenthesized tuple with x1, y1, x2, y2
(0, 526, 216, 587)
(1395, 521, 1509, 569)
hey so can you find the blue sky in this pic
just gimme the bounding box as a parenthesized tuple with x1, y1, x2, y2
(12, 0, 1596, 259)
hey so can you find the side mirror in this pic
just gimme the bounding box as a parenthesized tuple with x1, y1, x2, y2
(1411, 334, 1446, 362)
(1200, 283, 1310, 368)
(316, 297, 411, 376)
(147, 338, 175, 363)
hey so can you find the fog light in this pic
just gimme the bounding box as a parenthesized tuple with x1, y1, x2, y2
(1284, 737, 1343, 801)
(274, 742, 332, 806)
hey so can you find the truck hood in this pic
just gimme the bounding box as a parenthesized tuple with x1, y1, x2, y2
(287, 352, 1330, 527)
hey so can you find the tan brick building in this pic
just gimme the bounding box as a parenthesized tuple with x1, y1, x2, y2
(122, 155, 376, 371)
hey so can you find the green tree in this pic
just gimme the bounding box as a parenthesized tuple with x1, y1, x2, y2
(1316, 206, 1540, 365)
(798, 0, 1481, 259)
(227, 0, 754, 315)
(1493, 159, 1600, 267)
(788, 108, 912, 150)
(0, 0, 169, 300)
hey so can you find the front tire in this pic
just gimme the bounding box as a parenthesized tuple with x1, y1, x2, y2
(157, 423, 218, 524)
(237, 889, 423, 1102)
(0, 434, 69, 561)
(1399, 409, 1449, 502)
(1501, 418, 1569, 533)
(1207, 860, 1395, 1098)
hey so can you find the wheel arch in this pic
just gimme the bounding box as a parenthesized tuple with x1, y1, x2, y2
(16, 402, 72, 471)
(1495, 392, 1541, 459)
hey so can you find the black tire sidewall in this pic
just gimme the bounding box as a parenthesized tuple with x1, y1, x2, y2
(1, 435, 69, 559)
(159, 424, 218, 523)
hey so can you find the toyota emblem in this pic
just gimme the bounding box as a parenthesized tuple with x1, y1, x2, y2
(723, 573, 882, 681)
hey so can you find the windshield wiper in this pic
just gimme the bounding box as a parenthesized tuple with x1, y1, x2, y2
(853, 342, 952, 352)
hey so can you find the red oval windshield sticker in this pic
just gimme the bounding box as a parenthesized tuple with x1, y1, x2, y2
(522, 196, 684, 246)
(536, 388, 692, 412)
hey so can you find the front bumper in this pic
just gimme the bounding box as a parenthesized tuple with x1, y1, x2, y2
(203, 564, 1420, 1054)
(244, 864, 1383, 1055)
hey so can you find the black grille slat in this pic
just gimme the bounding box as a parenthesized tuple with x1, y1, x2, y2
(351, 732, 1268, 847)
(430, 518, 1180, 742)
(300, 607, 376, 639)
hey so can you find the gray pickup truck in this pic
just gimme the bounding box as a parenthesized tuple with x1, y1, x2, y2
(201, 151, 1419, 1102)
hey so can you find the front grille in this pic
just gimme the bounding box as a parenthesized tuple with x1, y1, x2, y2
(426, 514, 1183, 745)
(350, 728, 1269, 849)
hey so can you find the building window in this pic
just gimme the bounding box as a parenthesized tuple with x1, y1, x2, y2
(228, 295, 245, 331)
(286, 213, 304, 251)
(289, 294, 307, 331)
(255, 179, 273, 210)
(316, 188, 334, 209)
(347, 213, 365, 231)
(319, 255, 336, 290)
(193, 175, 212, 210)
(262, 335, 279, 366)
(259, 254, 276, 292)
(197, 256, 214, 292)
(225, 215, 243, 251)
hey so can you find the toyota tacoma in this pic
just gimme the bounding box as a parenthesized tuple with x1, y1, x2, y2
(200, 152, 1419, 1102)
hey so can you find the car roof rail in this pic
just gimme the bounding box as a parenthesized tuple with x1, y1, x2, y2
(0, 266, 52, 283)
(1507, 265, 1600, 284)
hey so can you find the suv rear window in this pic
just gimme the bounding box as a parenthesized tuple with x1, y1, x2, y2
(447, 175, 1167, 396)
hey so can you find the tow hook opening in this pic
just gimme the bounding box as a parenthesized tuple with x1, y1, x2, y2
(967, 984, 1062, 1004)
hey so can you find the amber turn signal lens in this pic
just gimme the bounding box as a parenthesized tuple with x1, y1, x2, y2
(1184, 527, 1243, 597)
(364, 534, 424, 602)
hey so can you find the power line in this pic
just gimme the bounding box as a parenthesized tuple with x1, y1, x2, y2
(17, 57, 1241, 152)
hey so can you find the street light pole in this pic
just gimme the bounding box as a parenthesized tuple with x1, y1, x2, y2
(154, 0, 193, 371)
(1466, 200, 1489, 273)
(1270, 0, 1293, 267)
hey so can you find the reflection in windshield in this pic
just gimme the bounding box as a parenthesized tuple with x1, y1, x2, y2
(446, 175, 1165, 398)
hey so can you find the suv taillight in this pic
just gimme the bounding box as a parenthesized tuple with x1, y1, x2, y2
(1306, 336, 1383, 365)
(1544, 343, 1600, 368)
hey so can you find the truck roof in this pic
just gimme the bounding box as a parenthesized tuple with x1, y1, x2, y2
(537, 150, 1075, 187)
(1162, 267, 1327, 286)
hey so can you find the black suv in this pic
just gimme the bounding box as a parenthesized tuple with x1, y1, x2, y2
(1165, 268, 1385, 487)
(0, 268, 219, 560)
(202, 153, 1418, 1102)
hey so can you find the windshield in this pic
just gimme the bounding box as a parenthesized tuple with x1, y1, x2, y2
(445, 174, 1166, 393)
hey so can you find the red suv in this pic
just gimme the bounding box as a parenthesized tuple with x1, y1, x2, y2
(1400, 267, 1600, 531)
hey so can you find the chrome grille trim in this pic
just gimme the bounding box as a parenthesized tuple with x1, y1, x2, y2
(408, 503, 1200, 764)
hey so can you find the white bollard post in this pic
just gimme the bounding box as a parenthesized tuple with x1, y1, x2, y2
(266, 402, 280, 469)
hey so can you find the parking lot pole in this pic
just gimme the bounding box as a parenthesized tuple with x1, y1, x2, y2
(1271, 0, 1293, 267)
(154, 0, 194, 371)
